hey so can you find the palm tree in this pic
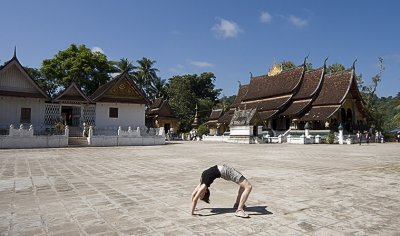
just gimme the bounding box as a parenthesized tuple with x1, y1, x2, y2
(135, 57, 159, 100)
(112, 58, 136, 74)
(152, 77, 167, 99)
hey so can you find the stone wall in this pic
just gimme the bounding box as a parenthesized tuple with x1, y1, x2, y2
(87, 126, 165, 146)
(0, 125, 68, 149)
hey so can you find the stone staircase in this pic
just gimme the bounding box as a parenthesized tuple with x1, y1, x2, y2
(68, 137, 88, 147)
(67, 126, 88, 147)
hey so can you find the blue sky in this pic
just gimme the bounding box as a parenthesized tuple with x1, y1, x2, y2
(1, 0, 399, 97)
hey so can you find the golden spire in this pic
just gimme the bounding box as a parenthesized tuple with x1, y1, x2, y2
(268, 63, 282, 76)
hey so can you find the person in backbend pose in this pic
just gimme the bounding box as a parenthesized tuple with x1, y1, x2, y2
(191, 164, 252, 218)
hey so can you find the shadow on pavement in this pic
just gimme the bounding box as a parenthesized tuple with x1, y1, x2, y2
(199, 206, 272, 216)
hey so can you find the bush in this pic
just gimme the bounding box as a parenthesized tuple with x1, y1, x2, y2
(54, 122, 65, 135)
(325, 133, 335, 144)
(197, 124, 209, 139)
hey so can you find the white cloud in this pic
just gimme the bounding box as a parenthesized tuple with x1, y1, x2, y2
(91, 46, 105, 54)
(169, 64, 185, 74)
(190, 61, 214, 68)
(288, 15, 308, 28)
(260, 11, 272, 23)
(212, 18, 242, 38)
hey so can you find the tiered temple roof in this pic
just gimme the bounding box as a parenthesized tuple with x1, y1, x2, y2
(280, 67, 324, 117)
(211, 59, 366, 126)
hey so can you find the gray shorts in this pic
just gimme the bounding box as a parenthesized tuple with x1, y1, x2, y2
(220, 164, 244, 184)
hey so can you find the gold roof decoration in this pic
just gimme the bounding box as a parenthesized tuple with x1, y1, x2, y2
(267, 63, 283, 76)
(108, 79, 139, 97)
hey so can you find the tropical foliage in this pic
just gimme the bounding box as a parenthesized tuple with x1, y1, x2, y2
(166, 73, 222, 132)
(40, 44, 115, 96)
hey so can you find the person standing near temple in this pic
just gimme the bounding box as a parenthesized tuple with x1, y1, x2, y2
(357, 131, 362, 145)
(365, 131, 370, 145)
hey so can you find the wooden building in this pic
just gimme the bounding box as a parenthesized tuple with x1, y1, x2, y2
(209, 59, 368, 135)
(205, 109, 225, 135)
(145, 97, 179, 133)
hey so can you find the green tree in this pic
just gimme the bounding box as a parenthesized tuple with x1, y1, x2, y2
(280, 60, 296, 70)
(394, 100, 400, 124)
(166, 73, 221, 132)
(40, 44, 114, 96)
(135, 57, 159, 100)
(152, 77, 167, 98)
(167, 75, 197, 132)
(326, 63, 345, 74)
(24, 67, 56, 95)
(215, 95, 236, 111)
(112, 58, 136, 74)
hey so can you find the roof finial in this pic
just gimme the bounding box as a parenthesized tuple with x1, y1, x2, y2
(238, 80, 242, 87)
(13, 46, 17, 58)
(323, 57, 329, 68)
(303, 53, 310, 65)
(249, 72, 253, 78)
(352, 58, 358, 70)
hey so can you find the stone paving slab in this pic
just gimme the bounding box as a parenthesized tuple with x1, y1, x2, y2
(0, 142, 399, 235)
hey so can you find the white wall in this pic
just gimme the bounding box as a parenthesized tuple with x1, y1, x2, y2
(95, 102, 145, 128)
(0, 96, 46, 127)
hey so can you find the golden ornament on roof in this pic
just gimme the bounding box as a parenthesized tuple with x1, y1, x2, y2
(268, 63, 283, 76)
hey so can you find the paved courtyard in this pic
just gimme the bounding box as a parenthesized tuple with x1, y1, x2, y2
(0, 142, 399, 236)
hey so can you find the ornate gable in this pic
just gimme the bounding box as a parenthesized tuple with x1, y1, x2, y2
(0, 57, 49, 99)
(107, 78, 140, 97)
(53, 82, 90, 103)
(90, 72, 149, 104)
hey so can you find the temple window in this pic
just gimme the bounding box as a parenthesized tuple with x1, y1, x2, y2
(20, 108, 31, 123)
(109, 107, 118, 118)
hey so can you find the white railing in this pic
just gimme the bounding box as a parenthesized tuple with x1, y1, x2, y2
(0, 124, 69, 149)
(87, 126, 165, 146)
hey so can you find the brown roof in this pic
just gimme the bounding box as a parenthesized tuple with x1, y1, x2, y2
(313, 70, 353, 106)
(209, 109, 224, 120)
(53, 82, 90, 102)
(298, 69, 356, 121)
(280, 99, 312, 116)
(90, 71, 149, 104)
(230, 84, 249, 108)
(146, 98, 177, 118)
(293, 68, 324, 99)
(218, 109, 234, 124)
(240, 95, 291, 111)
(149, 97, 163, 110)
(278, 68, 324, 117)
(0, 56, 50, 100)
(300, 105, 340, 121)
(242, 66, 304, 101)
(258, 110, 279, 120)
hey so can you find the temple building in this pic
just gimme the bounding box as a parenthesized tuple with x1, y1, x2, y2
(0, 52, 149, 137)
(207, 59, 368, 138)
(205, 108, 225, 135)
(145, 97, 179, 133)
